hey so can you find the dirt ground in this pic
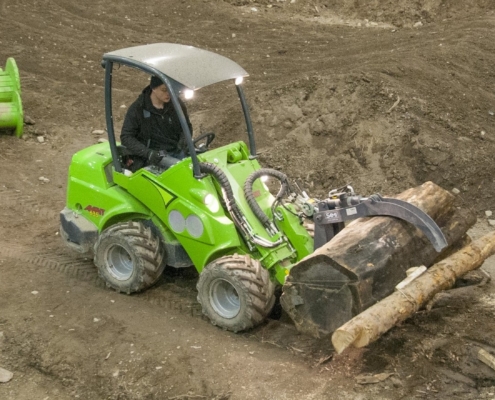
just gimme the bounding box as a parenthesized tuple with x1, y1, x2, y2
(1, 0, 495, 399)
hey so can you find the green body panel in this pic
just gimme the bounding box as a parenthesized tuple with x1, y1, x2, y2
(66, 143, 153, 228)
(65, 141, 313, 285)
(121, 161, 245, 269)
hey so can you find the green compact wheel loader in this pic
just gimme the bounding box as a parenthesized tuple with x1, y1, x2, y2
(61, 44, 447, 333)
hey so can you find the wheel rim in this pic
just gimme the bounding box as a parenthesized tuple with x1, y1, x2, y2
(106, 244, 133, 280)
(210, 278, 240, 319)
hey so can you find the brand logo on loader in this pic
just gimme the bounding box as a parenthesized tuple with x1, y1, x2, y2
(323, 211, 342, 223)
(85, 205, 105, 217)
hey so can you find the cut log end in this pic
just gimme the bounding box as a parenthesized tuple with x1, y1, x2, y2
(332, 330, 358, 355)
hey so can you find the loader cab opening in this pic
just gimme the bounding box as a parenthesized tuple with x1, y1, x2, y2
(101, 43, 255, 178)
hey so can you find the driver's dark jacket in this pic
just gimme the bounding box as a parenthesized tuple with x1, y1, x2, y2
(120, 85, 192, 171)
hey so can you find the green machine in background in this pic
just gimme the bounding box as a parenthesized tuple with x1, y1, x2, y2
(0, 58, 23, 138)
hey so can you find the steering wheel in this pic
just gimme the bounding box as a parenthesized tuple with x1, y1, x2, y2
(193, 132, 216, 153)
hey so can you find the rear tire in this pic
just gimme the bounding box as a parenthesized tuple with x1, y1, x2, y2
(94, 221, 165, 294)
(197, 254, 276, 332)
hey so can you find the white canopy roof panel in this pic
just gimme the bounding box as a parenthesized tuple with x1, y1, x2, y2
(103, 43, 248, 90)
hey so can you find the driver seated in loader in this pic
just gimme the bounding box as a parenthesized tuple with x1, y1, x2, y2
(120, 75, 193, 172)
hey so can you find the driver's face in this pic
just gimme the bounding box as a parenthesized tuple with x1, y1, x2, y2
(152, 84, 171, 103)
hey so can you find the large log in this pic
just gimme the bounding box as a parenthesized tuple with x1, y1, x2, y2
(281, 182, 476, 338)
(331, 231, 495, 354)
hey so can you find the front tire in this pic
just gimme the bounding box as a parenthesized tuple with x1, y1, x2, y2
(94, 221, 165, 294)
(197, 254, 276, 332)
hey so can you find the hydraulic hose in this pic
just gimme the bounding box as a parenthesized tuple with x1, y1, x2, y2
(243, 168, 290, 231)
(199, 162, 239, 216)
(199, 162, 283, 249)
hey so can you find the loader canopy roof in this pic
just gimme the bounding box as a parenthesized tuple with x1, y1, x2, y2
(103, 43, 248, 90)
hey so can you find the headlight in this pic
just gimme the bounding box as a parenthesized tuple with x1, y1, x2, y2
(184, 89, 194, 99)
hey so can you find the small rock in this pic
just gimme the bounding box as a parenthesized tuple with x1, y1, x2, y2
(120, 104, 126, 109)
(37, 136, 45, 143)
(250, 7, 258, 12)
(38, 176, 50, 183)
(155, 366, 163, 370)
(489, 110, 494, 116)
(451, 188, 461, 195)
(0, 367, 13, 383)
(93, 318, 100, 322)
(232, 33, 236, 38)
(413, 21, 423, 28)
(97, 138, 108, 143)
(31, 291, 39, 295)
(481, 130, 486, 137)
(92, 129, 105, 135)
(112, 370, 119, 378)
(24, 115, 36, 125)
(489, 220, 495, 227)
(486, 211, 493, 218)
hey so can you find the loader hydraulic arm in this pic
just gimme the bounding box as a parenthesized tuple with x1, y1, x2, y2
(313, 192, 447, 252)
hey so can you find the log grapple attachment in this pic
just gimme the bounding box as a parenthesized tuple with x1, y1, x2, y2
(280, 184, 452, 338)
(312, 188, 447, 252)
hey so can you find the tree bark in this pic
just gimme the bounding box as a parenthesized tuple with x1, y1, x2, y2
(331, 231, 495, 354)
(281, 182, 476, 338)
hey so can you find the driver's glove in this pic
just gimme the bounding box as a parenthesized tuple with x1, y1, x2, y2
(147, 150, 163, 165)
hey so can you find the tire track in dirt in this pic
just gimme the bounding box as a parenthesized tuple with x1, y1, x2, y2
(138, 286, 203, 318)
(0, 190, 60, 221)
(0, 244, 103, 286)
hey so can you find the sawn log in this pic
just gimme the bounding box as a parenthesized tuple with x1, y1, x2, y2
(280, 182, 476, 338)
(331, 231, 495, 354)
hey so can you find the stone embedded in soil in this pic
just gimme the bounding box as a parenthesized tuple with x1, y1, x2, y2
(486, 211, 493, 218)
(488, 219, 495, 227)
(37, 136, 45, 143)
(24, 115, 35, 125)
(452, 188, 461, 195)
(0, 367, 13, 383)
